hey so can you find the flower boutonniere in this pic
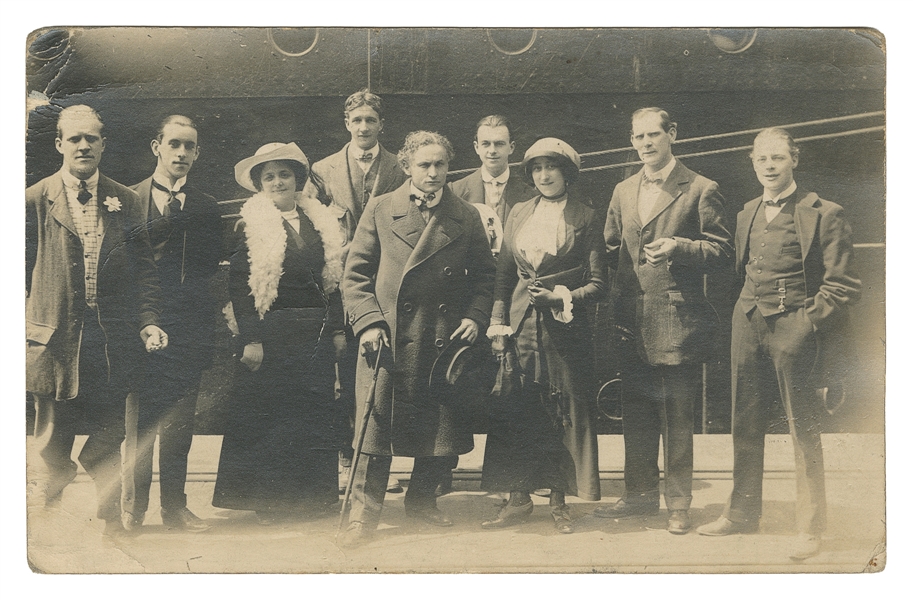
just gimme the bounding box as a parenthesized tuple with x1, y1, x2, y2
(103, 196, 122, 212)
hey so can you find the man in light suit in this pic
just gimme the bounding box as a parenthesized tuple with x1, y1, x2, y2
(597, 108, 733, 534)
(123, 115, 222, 533)
(697, 128, 861, 561)
(309, 89, 408, 494)
(448, 114, 536, 235)
(26, 105, 167, 538)
(338, 131, 496, 547)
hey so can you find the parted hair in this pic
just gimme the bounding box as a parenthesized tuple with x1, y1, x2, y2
(475, 114, 514, 141)
(752, 127, 800, 159)
(156, 115, 197, 141)
(344, 89, 384, 119)
(56, 105, 104, 138)
(397, 131, 455, 171)
(631, 107, 676, 134)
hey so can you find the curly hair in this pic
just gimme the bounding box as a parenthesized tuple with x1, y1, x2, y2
(250, 159, 310, 192)
(397, 131, 455, 171)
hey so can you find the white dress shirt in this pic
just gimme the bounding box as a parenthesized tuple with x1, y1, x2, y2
(763, 180, 797, 221)
(350, 142, 379, 173)
(151, 173, 187, 215)
(638, 157, 677, 224)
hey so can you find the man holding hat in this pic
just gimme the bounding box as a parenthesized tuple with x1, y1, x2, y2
(597, 107, 732, 534)
(339, 130, 496, 547)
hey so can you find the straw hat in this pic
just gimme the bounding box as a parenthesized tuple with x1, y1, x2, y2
(234, 142, 310, 192)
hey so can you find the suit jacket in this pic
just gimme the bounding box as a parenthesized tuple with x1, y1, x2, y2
(448, 167, 537, 226)
(131, 177, 223, 371)
(309, 142, 407, 245)
(26, 171, 161, 400)
(342, 182, 496, 456)
(604, 161, 733, 365)
(735, 188, 861, 387)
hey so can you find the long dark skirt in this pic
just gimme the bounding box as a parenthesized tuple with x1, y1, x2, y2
(481, 311, 601, 501)
(213, 308, 345, 513)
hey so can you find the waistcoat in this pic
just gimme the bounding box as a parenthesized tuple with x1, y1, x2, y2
(739, 200, 806, 316)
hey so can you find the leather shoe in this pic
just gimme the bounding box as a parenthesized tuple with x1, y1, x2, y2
(386, 476, 404, 494)
(695, 516, 759, 536)
(789, 534, 821, 561)
(338, 521, 372, 548)
(592, 499, 659, 519)
(161, 507, 211, 532)
(667, 510, 692, 534)
(122, 511, 145, 532)
(551, 505, 574, 534)
(481, 500, 534, 529)
(407, 506, 453, 527)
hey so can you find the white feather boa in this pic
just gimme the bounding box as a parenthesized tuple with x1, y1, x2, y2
(239, 191, 345, 319)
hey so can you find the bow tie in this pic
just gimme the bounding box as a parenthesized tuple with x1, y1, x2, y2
(764, 198, 784, 206)
(152, 180, 185, 212)
(358, 152, 374, 162)
(410, 192, 436, 209)
(642, 173, 663, 186)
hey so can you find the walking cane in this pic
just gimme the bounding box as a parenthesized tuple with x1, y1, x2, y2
(336, 343, 384, 539)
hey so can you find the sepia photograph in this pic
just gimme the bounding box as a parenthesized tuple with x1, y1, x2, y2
(17, 12, 891, 579)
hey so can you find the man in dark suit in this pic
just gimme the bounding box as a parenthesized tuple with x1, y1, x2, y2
(338, 131, 496, 547)
(122, 115, 222, 533)
(696, 128, 861, 561)
(309, 89, 408, 494)
(597, 107, 733, 534)
(26, 105, 167, 538)
(448, 114, 536, 236)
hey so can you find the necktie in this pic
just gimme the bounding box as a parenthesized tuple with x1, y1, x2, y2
(358, 152, 374, 163)
(77, 181, 92, 205)
(152, 180, 183, 214)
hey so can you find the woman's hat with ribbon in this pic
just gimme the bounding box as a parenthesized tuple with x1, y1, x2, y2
(234, 142, 310, 192)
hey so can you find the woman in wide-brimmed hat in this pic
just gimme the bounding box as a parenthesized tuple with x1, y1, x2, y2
(212, 143, 348, 524)
(480, 138, 606, 533)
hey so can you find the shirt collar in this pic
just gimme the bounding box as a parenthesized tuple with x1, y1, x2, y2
(643, 157, 677, 184)
(350, 142, 379, 161)
(481, 167, 510, 186)
(60, 167, 99, 191)
(152, 172, 187, 193)
(410, 182, 441, 209)
(763, 180, 797, 205)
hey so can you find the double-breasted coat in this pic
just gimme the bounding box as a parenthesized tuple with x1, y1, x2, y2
(604, 161, 733, 366)
(342, 183, 496, 457)
(26, 172, 161, 400)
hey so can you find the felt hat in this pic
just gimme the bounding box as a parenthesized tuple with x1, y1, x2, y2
(428, 337, 479, 394)
(234, 142, 310, 192)
(522, 137, 581, 183)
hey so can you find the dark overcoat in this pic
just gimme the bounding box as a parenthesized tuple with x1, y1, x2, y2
(342, 183, 496, 456)
(26, 172, 161, 400)
(131, 177, 223, 375)
(604, 161, 733, 366)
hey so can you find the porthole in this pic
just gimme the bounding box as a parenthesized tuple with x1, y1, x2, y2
(487, 29, 537, 56)
(267, 28, 320, 57)
(706, 28, 758, 54)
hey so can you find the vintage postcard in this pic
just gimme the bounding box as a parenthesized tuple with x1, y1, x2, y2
(23, 25, 885, 574)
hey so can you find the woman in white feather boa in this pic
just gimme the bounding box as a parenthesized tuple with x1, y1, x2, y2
(213, 143, 348, 523)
